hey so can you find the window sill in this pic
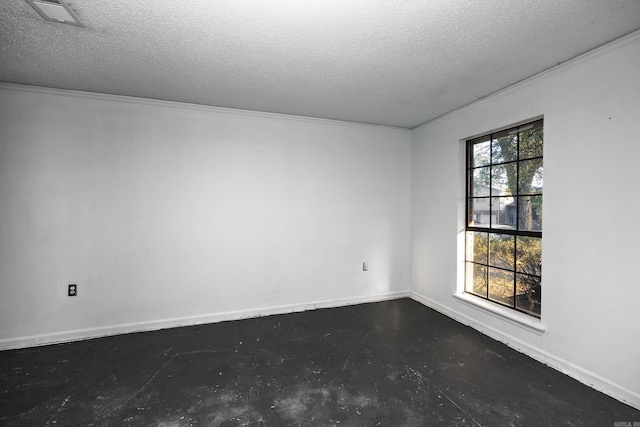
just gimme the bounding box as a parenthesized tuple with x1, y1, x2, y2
(453, 293, 546, 336)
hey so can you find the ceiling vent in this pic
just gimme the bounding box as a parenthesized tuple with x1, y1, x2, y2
(25, 0, 83, 26)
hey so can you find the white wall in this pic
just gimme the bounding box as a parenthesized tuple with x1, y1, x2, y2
(411, 31, 640, 409)
(0, 84, 412, 348)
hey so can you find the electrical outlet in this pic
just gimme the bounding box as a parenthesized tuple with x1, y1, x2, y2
(68, 284, 77, 297)
(363, 262, 368, 271)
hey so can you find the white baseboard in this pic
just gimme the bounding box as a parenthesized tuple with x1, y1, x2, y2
(0, 291, 409, 352)
(410, 291, 640, 411)
(6, 290, 636, 410)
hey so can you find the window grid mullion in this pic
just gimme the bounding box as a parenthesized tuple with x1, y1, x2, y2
(489, 139, 493, 229)
(467, 226, 541, 238)
(485, 233, 489, 299)
(515, 131, 520, 232)
(513, 236, 517, 309)
(513, 131, 520, 307)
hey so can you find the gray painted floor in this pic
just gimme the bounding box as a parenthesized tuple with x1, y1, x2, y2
(1, 298, 638, 426)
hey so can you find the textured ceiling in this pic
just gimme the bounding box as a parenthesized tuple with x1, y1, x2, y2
(1, 1, 639, 128)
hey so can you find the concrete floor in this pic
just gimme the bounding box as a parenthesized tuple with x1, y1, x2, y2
(1, 298, 638, 426)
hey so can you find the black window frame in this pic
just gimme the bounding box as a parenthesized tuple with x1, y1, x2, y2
(465, 119, 543, 318)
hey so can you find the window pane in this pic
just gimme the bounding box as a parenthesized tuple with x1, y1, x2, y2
(519, 126, 543, 160)
(465, 119, 542, 318)
(531, 165, 543, 194)
(488, 267, 514, 306)
(489, 233, 514, 270)
(518, 158, 543, 194)
(492, 163, 517, 197)
(515, 273, 541, 316)
(516, 236, 541, 275)
(466, 231, 488, 264)
(518, 196, 542, 231)
(472, 167, 491, 196)
(492, 196, 516, 229)
(466, 262, 487, 297)
(491, 132, 517, 164)
(472, 140, 491, 167)
(469, 198, 491, 228)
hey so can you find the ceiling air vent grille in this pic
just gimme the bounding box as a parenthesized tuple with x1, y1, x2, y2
(25, 0, 83, 26)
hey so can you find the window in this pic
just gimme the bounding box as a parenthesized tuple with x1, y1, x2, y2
(465, 119, 543, 317)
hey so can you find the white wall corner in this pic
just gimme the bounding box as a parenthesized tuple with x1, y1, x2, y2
(410, 291, 640, 411)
